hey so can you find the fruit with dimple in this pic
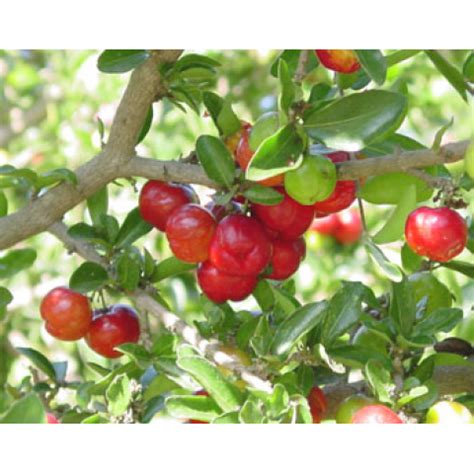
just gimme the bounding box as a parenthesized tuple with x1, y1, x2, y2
(284, 154, 337, 205)
(252, 187, 315, 241)
(40, 287, 92, 341)
(307, 386, 328, 423)
(197, 261, 258, 304)
(139, 180, 197, 231)
(266, 237, 306, 280)
(85, 304, 140, 358)
(332, 209, 363, 245)
(405, 207, 467, 262)
(425, 401, 473, 424)
(315, 50, 361, 74)
(352, 405, 403, 424)
(209, 215, 272, 277)
(166, 204, 217, 263)
(335, 394, 375, 424)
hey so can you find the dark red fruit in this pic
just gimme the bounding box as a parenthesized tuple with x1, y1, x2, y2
(315, 50, 361, 74)
(166, 204, 217, 263)
(405, 206, 467, 262)
(266, 237, 306, 280)
(314, 151, 356, 216)
(197, 261, 258, 304)
(310, 214, 340, 236)
(252, 187, 315, 241)
(205, 200, 242, 222)
(209, 215, 272, 276)
(85, 304, 140, 359)
(307, 386, 328, 423)
(333, 209, 363, 245)
(139, 180, 197, 231)
(352, 405, 404, 424)
(40, 287, 92, 341)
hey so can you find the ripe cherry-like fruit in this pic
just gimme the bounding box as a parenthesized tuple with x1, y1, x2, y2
(236, 125, 284, 187)
(197, 261, 258, 304)
(315, 50, 361, 74)
(310, 214, 340, 236)
(46, 413, 60, 424)
(307, 386, 328, 423)
(85, 304, 140, 359)
(224, 122, 251, 156)
(332, 209, 363, 245)
(252, 187, 315, 241)
(166, 204, 217, 263)
(209, 214, 272, 276)
(266, 237, 306, 280)
(40, 287, 92, 341)
(335, 394, 375, 424)
(352, 405, 403, 424)
(405, 206, 467, 262)
(313, 151, 357, 216)
(205, 199, 242, 222)
(139, 180, 197, 231)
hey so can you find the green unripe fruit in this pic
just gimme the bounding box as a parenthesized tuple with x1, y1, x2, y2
(352, 326, 389, 355)
(408, 272, 453, 316)
(335, 394, 375, 424)
(425, 401, 473, 424)
(249, 112, 280, 151)
(284, 154, 337, 205)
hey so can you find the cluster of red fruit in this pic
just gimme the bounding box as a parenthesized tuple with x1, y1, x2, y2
(40, 287, 140, 358)
(139, 142, 359, 303)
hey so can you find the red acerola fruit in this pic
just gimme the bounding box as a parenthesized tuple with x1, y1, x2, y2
(352, 405, 404, 424)
(197, 261, 258, 304)
(252, 187, 315, 241)
(40, 287, 92, 341)
(333, 209, 363, 245)
(46, 413, 60, 424)
(205, 199, 242, 222)
(236, 125, 284, 187)
(85, 304, 140, 359)
(209, 215, 273, 277)
(405, 206, 468, 262)
(266, 237, 306, 280)
(314, 151, 356, 216)
(310, 214, 340, 236)
(315, 50, 361, 74)
(307, 386, 328, 423)
(139, 180, 197, 231)
(166, 204, 217, 263)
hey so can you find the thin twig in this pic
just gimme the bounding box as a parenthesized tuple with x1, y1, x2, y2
(294, 50, 310, 83)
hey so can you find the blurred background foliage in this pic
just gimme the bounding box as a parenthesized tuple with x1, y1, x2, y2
(0, 50, 473, 400)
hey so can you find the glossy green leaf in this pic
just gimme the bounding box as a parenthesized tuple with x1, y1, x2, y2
(173, 54, 220, 72)
(328, 345, 391, 370)
(364, 239, 403, 282)
(441, 260, 474, 278)
(355, 50, 387, 85)
(401, 243, 423, 273)
(37, 168, 77, 188)
(270, 50, 319, 78)
(239, 399, 265, 424)
(116, 253, 141, 291)
(0, 191, 7, 217)
(373, 184, 417, 244)
(243, 184, 284, 205)
(97, 50, 150, 74)
(271, 301, 328, 357)
(217, 99, 241, 137)
(137, 105, 153, 144)
(463, 52, 474, 82)
(114, 208, 152, 248)
(0, 286, 13, 309)
(196, 135, 236, 187)
(16, 347, 57, 381)
(87, 187, 108, 228)
(364, 360, 395, 404)
(390, 277, 416, 337)
(106, 374, 131, 417)
(212, 411, 240, 423)
(166, 395, 222, 422)
(304, 90, 407, 151)
(246, 124, 304, 181)
(116, 343, 151, 368)
(0, 248, 37, 279)
(414, 308, 463, 337)
(0, 393, 46, 423)
(278, 59, 295, 116)
(202, 92, 224, 132)
(151, 256, 196, 282)
(69, 261, 108, 293)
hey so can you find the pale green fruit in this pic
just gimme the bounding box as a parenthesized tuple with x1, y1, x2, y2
(425, 401, 473, 424)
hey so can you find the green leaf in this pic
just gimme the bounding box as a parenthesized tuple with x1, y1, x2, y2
(0, 286, 13, 309)
(425, 50, 469, 102)
(0, 248, 37, 279)
(0, 191, 8, 217)
(216, 99, 241, 137)
(239, 399, 265, 424)
(328, 345, 391, 370)
(390, 277, 416, 337)
(432, 118, 454, 152)
(373, 184, 417, 244)
(53, 361, 68, 384)
(81, 414, 109, 424)
(37, 168, 77, 188)
(414, 308, 463, 337)
(252, 280, 274, 312)
(116, 343, 151, 368)
(441, 260, 474, 278)
(0, 165, 38, 184)
(246, 124, 304, 181)
(166, 395, 222, 422)
(401, 243, 423, 273)
(114, 208, 152, 248)
(278, 59, 295, 117)
(202, 92, 224, 132)
(174, 54, 221, 72)
(151, 256, 196, 282)
(365, 360, 395, 404)
(87, 187, 108, 228)
(0, 393, 46, 423)
(463, 52, 474, 82)
(106, 374, 131, 417)
(320, 282, 367, 345)
(271, 301, 328, 357)
(242, 184, 284, 205)
(16, 347, 57, 381)
(304, 90, 407, 152)
(355, 50, 387, 85)
(69, 261, 108, 293)
(137, 105, 153, 144)
(270, 50, 319, 78)
(212, 411, 240, 424)
(97, 50, 150, 74)
(364, 239, 403, 282)
(116, 253, 141, 291)
(177, 356, 244, 412)
(196, 135, 236, 187)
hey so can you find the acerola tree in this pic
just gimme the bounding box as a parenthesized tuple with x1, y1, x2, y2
(0, 49, 473, 424)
